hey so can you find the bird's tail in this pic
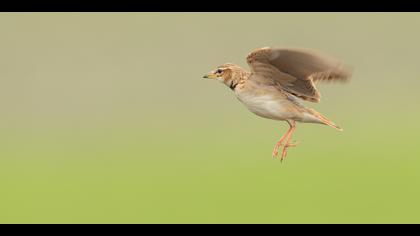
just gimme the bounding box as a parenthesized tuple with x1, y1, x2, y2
(306, 108, 343, 131)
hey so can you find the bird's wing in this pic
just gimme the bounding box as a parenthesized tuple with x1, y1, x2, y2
(246, 47, 353, 102)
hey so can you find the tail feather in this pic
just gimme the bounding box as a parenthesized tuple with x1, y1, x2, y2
(307, 108, 343, 131)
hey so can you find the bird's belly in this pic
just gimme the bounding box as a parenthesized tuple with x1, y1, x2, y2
(237, 93, 290, 120)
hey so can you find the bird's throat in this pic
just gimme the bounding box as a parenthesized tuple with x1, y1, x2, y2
(221, 67, 249, 91)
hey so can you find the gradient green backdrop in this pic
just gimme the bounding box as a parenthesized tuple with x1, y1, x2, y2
(1, 13, 420, 223)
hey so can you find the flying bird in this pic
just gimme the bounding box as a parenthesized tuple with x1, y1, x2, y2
(203, 47, 352, 162)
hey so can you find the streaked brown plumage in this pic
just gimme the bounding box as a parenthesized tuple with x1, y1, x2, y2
(203, 47, 353, 161)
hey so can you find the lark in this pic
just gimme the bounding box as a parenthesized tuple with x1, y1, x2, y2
(203, 47, 353, 162)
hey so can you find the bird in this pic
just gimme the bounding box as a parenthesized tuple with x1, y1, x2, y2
(203, 47, 353, 162)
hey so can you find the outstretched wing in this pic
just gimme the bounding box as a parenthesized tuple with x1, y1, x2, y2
(246, 47, 353, 102)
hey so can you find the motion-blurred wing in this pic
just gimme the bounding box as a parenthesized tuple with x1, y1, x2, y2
(246, 47, 352, 102)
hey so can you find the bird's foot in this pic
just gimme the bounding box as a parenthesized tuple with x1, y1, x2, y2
(272, 147, 280, 159)
(272, 140, 299, 160)
(280, 141, 300, 162)
(272, 150, 279, 159)
(272, 141, 282, 160)
(272, 142, 283, 159)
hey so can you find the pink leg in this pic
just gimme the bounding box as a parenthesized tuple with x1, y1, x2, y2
(272, 126, 294, 159)
(281, 120, 298, 162)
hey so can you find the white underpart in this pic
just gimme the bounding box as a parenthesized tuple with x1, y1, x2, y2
(235, 89, 323, 123)
(236, 93, 291, 121)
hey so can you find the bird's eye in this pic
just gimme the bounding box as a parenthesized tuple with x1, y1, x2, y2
(216, 69, 223, 74)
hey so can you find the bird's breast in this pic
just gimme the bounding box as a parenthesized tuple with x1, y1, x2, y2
(235, 90, 292, 120)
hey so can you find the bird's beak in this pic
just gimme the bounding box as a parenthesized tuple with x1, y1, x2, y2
(203, 71, 217, 79)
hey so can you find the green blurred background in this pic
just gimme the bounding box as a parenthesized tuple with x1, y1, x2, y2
(1, 13, 420, 223)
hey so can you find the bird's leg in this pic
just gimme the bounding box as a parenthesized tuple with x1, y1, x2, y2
(281, 120, 298, 162)
(272, 124, 294, 159)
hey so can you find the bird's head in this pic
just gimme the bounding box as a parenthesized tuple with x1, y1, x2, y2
(203, 63, 248, 87)
(203, 63, 236, 81)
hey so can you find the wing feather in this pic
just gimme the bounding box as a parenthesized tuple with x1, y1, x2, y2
(246, 47, 353, 102)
